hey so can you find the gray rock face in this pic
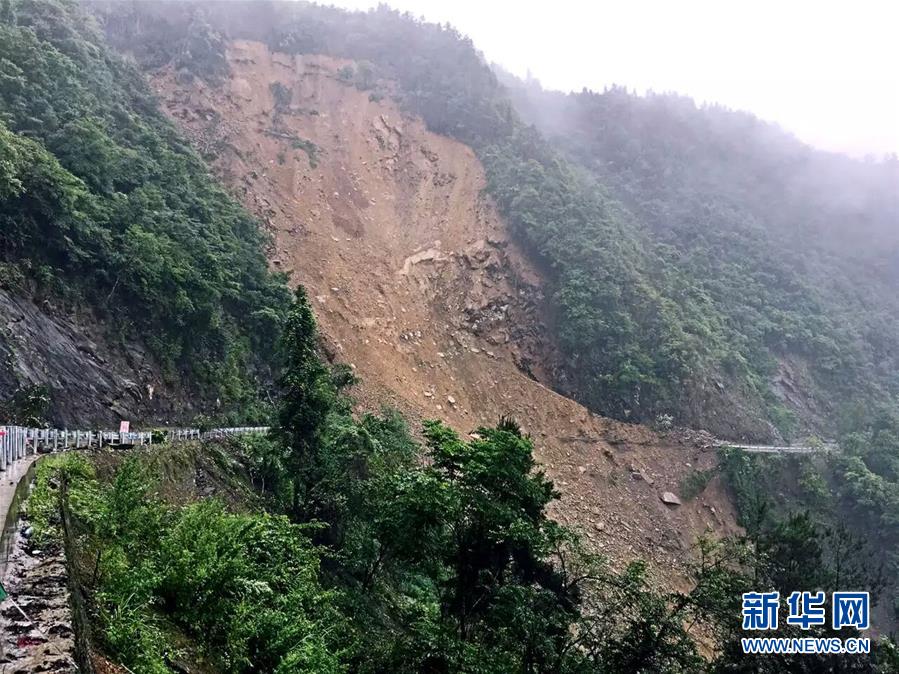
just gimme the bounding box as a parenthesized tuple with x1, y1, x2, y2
(660, 491, 682, 506)
(0, 289, 194, 426)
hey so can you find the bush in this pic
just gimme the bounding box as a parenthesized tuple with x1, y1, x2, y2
(50, 454, 345, 673)
(680, 467, 717, 500)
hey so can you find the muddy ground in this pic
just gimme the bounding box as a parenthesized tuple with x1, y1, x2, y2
(0, 514, 77, 672)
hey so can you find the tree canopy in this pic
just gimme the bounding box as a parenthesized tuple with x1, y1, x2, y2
(0, 0, 292, 413)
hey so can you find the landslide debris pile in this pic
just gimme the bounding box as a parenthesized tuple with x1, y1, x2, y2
(148, 41, 740, 574)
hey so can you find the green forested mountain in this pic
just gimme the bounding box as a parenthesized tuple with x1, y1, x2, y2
(0, 0, 291, 415)
(497, 58, 899, 642)
(487, 76, 899, 608)
(500, 78, 899, 437)
(90, 0, 899, 440)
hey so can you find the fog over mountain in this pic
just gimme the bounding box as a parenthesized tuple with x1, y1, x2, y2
(334, 0, 899, 158)
(3, 0, 899, 668)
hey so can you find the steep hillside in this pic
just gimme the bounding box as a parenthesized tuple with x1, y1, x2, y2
(0, 0, 291, 425)
(147, 40, 740, 575)
(85, 0, 899, 441)
(500, 78, 899, 436)
(0, 287, 173, 425)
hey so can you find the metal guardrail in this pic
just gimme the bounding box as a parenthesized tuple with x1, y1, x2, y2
(0, 424, 269, 473)
(200, 426, 270, 440)
(714, 441, 837, 455)
(167, 426, 271, 442)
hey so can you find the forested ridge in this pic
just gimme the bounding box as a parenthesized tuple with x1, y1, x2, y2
(0, 0, 291, 416)
(491, 78, 899, 606)
(500, 77, 899, 436)
(88, 0, 899, 440)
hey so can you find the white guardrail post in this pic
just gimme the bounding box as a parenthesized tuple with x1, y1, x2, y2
(0, 424, 268, 473)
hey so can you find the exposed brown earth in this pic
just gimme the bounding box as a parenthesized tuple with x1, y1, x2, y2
(148, 41, 741, 581)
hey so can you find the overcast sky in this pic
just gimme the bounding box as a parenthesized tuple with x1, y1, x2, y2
(329, 0, 899, 158)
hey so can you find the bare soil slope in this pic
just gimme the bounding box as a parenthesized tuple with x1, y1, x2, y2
(150, 41, 740, 578)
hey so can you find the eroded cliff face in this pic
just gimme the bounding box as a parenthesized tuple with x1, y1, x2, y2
(149, 41, 740, 578)
(0, 289, 189, 426)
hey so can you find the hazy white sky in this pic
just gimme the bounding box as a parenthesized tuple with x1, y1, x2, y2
(330, 0, 899, 157)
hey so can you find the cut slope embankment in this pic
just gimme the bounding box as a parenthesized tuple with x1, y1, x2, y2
(149, 41, 740, 578)
(0, 289, 184, 427)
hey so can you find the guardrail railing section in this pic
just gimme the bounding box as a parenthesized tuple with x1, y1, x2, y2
(0, 426, 30, 472)
(0, 425, 269, 472)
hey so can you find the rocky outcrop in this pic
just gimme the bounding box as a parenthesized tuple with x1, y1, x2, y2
(0, 289, 192, 427)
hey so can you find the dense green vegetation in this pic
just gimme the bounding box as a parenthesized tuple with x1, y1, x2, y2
(502, 81, 899, 435)
(719, 428, 899, 643)
(31, 453, 348, 673)
(88, 0, 898, 439)
(835, 408, 899, 576)
(0, 0, 291, 410)
(713, 446, 899, 672)
(27, 292, 897, 672)
(723, 405, 899, 624)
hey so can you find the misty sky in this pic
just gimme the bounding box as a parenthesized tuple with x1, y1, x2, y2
(330, 0, 899, 158)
